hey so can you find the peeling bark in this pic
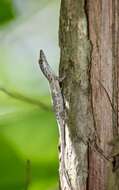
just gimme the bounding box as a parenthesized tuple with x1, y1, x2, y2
(59, 0, 95, 189)
(87, 0, 119, 189)
(59, 0, 119, 189)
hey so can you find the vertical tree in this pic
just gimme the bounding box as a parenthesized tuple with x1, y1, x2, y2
(59, 0, 119, 189)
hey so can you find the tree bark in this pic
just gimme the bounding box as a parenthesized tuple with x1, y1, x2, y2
(59, 0, 119, 190)
(86, 0, 119, 190)
(59, 0, 95, 189)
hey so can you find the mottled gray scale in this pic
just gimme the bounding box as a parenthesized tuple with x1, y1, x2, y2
(38, 50, 72, 189)
(39, 50, 56, 82)
(50, 80, 64, 119)
(39, 50, 64, 123)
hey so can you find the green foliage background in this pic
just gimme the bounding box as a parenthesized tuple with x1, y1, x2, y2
(0, 0, 59, 189)
(0, 0, 16, 25)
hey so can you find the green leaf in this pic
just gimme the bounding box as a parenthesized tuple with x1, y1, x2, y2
(0, 0, 16, 26)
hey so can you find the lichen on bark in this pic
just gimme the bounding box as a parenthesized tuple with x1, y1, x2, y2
(59, 0, 95, 189)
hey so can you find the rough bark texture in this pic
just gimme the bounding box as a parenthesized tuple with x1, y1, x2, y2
(87, 0, 119, 189)
(59, 0, 119, 190)
(59, 0, 95, 189)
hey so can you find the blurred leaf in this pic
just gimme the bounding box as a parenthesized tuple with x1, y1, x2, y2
(0, 0, 16, 26)
(0, 1, 60, 189)
(0, 134, 25, 190)
(0, 108, 58, 190)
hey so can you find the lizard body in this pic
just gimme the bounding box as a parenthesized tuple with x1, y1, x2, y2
(38, 51, 114, 188)
(38, 50, 72, 189)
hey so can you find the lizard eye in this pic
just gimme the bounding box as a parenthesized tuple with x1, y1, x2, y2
(39, 59, 42, 64)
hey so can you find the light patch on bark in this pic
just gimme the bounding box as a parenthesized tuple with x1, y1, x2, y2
(65, 99, 70, 110)
(59, 0, 95, 189)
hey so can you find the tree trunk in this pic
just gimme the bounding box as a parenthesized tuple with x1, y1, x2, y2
(59, 0, 119, 190)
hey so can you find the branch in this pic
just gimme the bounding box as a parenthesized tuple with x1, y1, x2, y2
(0, 86, 51, 111)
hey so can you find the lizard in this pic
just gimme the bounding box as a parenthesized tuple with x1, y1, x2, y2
(38, 50, 72, 190)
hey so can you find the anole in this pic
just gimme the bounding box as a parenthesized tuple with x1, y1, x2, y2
(38, 50, 72, 190)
